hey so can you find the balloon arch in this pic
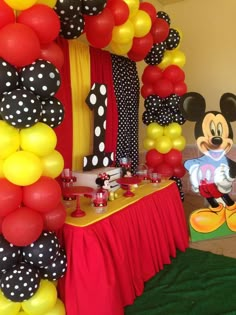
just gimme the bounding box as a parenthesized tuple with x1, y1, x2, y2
(0, 0, 187, 314)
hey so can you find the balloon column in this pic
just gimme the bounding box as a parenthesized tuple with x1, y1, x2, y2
(0, 1, 66, 314)
(140, 11, 187, 200)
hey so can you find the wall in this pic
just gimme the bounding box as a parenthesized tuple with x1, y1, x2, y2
(138, 0, 236, 147)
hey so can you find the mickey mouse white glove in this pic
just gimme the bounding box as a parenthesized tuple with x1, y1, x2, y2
(214, 163, 235, 193)
(189, 164, 200, 193)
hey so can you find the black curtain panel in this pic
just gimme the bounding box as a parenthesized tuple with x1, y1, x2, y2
(111, 54, 140, 174)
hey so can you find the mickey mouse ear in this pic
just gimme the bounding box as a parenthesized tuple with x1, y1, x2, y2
(220, 93, 236, 122)
(179, 92, 206, 122)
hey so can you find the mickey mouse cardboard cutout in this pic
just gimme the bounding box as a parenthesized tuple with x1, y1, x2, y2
(179, 92, 236, 241)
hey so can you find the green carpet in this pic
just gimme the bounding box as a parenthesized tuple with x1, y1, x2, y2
(125, 248, 236, 315)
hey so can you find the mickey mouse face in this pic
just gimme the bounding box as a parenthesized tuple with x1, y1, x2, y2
(196, 112, 233, 157)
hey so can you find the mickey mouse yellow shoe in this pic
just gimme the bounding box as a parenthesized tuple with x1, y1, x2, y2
(225, 203, 236, 231)
(190, 204, 226, 233)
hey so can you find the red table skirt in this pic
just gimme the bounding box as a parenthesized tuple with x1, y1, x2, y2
(57, 182, 189, 315)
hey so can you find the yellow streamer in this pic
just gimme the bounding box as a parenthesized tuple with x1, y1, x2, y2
(68, 40, 92, 171)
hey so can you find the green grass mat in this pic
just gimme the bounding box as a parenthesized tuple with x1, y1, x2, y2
(125, 248, 236, 315)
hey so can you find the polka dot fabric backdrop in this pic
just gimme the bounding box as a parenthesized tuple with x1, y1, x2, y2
(111, 54, 140, 174)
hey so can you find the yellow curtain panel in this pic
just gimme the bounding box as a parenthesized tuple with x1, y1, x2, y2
(68, 40, 92, 171)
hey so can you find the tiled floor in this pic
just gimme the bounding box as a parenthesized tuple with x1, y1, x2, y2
(183, 193, 236, 258)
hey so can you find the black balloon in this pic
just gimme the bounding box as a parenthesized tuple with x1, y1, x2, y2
(60, 15, 85, 39)
(40, 248, 67, 281)
(0, 262, 40, 302)
(0, 235, 21, 273)
(156, 11, 171, 25)
(54, 0, 82, 21)
(165, 28, 180, 50)
(144, 42, 166, 65)
(142, 110, 157, 125)
(0, 88, 42, 128)
(40, 97, 65, 128)
(81, 0, 107, 15)
(20, 59, 61, 100)
(0, 58, 19, 95)
(144, 95, 162, 113)
(22, 231, 60, 269)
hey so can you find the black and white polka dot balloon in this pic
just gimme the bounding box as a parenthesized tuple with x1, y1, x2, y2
(81, 0, 107, 15)
(144, 95, 162, 114)
(0, 58, 19, 96)
(0, 235, 21, 273)
(20, 59, 61, 100)
(144, 42, 167, 66)
(60, 14, 85, 39)
(165, 28, 180, 50)
(40, 96, 65, 128)
(22, 231, 60, 269)
(0, 262, 40, 302)
(156, 11, 171, 25)
(54, 0, 82, 21)
(142, 110, 157, 126)
(0, 88, 43, 128)
(40, 248, 67, 281)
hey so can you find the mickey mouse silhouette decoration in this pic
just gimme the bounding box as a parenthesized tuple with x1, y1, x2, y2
(179, 92, 236, 239)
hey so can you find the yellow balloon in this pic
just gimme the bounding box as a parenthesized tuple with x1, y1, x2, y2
(20, 122, 57, 157)
(110, 40, 133, 55)
(158, 50, 172, 70)
(123, 0, 139, 18)
(4, 0, 37, 10)
(3, 151, 43, 186)
(164, 123, 182, 139)
(0, 159, 5, 178)
(17, 311, 28, 315)
(0, 120, 20, 159)
(112, 20, 135, 44)
(155, 135, 172, 154)
(36, 0, 57, 8)
(172, 135, 186, 151)
(22, 280, 57, 315)
(143, 137, 155, 150)
(130, 10, 152, 38)
(146, 122, 164, 140)
(171, 49, 186, 68)
(41, 150, 64, 178)
(44, 299, 66, 315)
(0, 289, 21, 315)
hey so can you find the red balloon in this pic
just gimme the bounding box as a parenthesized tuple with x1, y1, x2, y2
(85, 7, 115, 48)
(0, 216, 3, 234)
(0, 179, 22, 217)
(0, 0, 15, 30)
(17, 4, 61, 44)
(0, 23, 41, 67)
(23, 176, 62, 213)
(139, 2, 157, 24)
(141, 65, 163, 85)
(151, 18, 169, 43)
(146, 149, 164, 169)
(43, 202, 66, 231)
(173, 81, 187, 96)
(173, 164, 186, 178)
(156, 162, 174, 178)
(154, 78, 174, 98)
(163, 65, 185, 83)
(128, 32, 153, 62)
(40, 41, 64, 70)
(141, 84, 155, 98)
(164, 149, 183, 167)
(2, 206, 44, 246)
(106, 0, 129, 26)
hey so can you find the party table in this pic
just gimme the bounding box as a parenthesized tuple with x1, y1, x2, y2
(57, 180, 189, 315)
